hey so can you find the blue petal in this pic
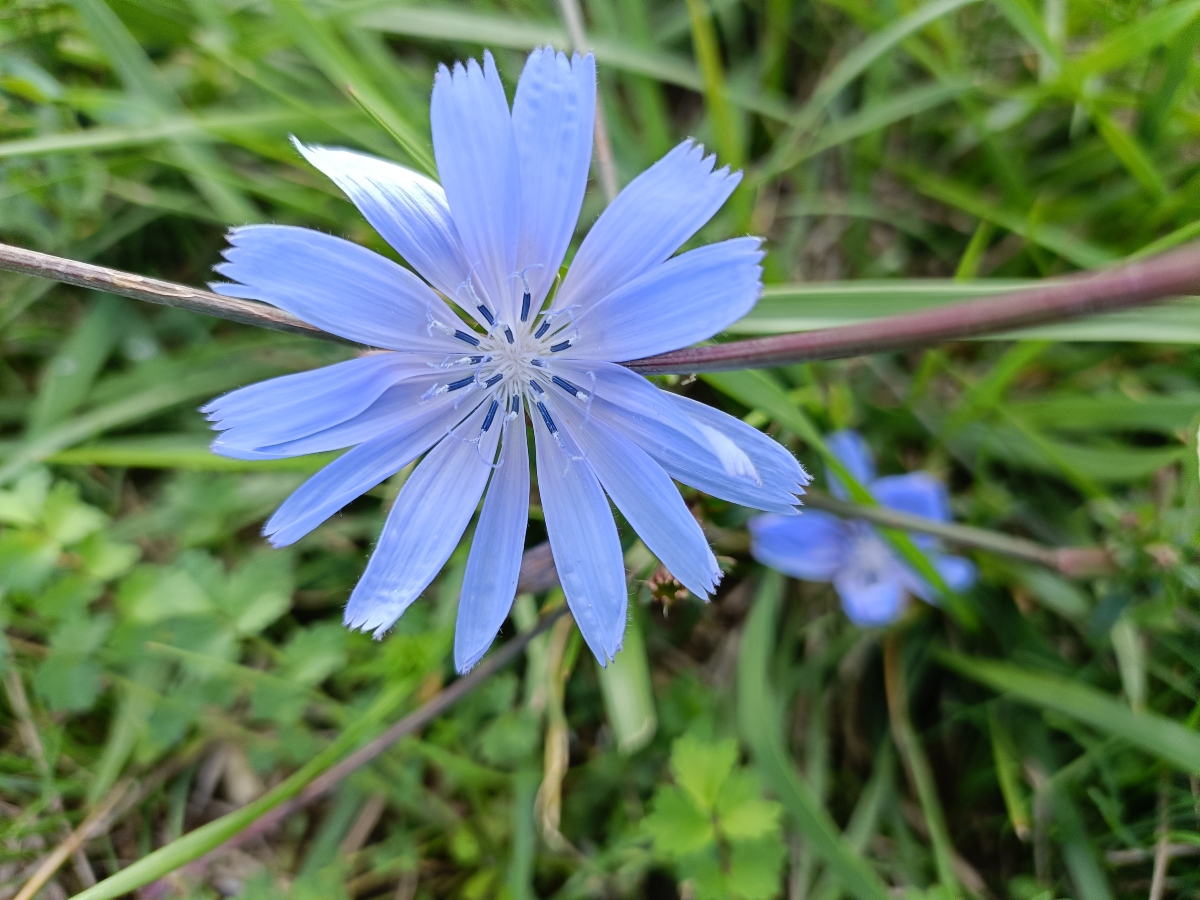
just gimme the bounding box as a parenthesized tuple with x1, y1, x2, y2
(203, 353, 423, 453)
(212, 225, 463, 352)
(217, 372, 448, 459)
(934, 553, 977, 592)
(748, 511, 850, 581)
(553, 140, 741, 312)
(533, 409, 627, 666)
(832, 573, 907, 627)
(549, 394, 720, 600)
(565, 238, 763, 362)
(512, 48, 595, 309)
(345, 401, 501, 637)
(455, 419, 530, 673)
(872, 472, 952, 523)
(263, 397, 479, 547)
(825, 430, 876, 498)
(550, 360, 802, 513)
(431, 52, 522, 323)
(293, 141, 471, 300)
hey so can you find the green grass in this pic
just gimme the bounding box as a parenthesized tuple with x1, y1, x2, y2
(3, 0, 1200, 898)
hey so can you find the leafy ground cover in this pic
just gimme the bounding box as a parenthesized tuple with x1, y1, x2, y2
(3, 0, 1200, 898)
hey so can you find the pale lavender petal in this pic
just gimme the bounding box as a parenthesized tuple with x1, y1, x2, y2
(748, 512, 849, 581)
(431, 52, 522, 322)
(550, 395, 720, 600)
(263, 397, 480, 547)
(455, 414, 530, 673)
(533, 409, 626, 665)
(293, 141, 471, 299)
(512, 48, 595, 309)
(212, 225, 463, 352)
(553, 140, 741, 313)
(345, 401, 501, 637)
(565, 238, 763, 362)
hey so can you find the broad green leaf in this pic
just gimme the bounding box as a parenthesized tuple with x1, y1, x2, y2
(727, 837, 789, 900)
(716, 769, 782, 841)
(643, 785, 716, 857)
(730, 280, 1200, 343)
(672, 733, 738, 812)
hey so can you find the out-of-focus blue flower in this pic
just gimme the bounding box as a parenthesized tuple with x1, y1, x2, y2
(202, 48, 809, 671)
(749, 430, 975, 626)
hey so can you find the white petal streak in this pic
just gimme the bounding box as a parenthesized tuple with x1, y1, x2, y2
(512, 48, 595, 307)
(554, 140, 741, 312)
(567, 238, 763, 361)
(551, 396, 720, 600)
(533, 414, 626, 665)
(431, 52, 522, 321)
(264, 396, 480, 547)
(456, 417, 530, 673)
(664, 393, 810, 499)
(549, 361, 802, 513)
(293, 141, 471, 299)
(345, 401, 500, 637)
(212, 225, 461, 352)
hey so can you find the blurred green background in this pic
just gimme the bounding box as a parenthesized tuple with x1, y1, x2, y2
(3, 0, 1200, 898)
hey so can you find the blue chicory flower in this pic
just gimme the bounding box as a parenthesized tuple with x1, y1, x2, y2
(748, 430, 975, 626)
(202, 48, 809, 671)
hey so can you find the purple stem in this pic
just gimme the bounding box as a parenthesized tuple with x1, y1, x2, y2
(4, 240, 1200, 370)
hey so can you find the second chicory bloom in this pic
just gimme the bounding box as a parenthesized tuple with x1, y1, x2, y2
(749, 431, 975, 626)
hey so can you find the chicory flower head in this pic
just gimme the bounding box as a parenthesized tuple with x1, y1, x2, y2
(203, 48, 808, 671)
(748, 430, 974, 626)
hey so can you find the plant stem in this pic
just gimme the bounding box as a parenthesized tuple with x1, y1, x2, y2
(6, 240, 1200, 372)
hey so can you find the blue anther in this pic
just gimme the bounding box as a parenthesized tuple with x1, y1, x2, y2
(477, 305, 496, 326)
(536, 402, 557, 434)
(529, 380, 544, 395)
(534, 319, 551, 339)
(509, 395, 521, 414)
(504, 326, 515, 344)
(550, 340, 571, 353)
(447, 375, 475, 392)
(482, 399, 499, 432)
(484, 373, 503, 388)
(520, 291, 531, 322)
(453, 330, 480, 347)
(551, 375, 581, 397)
(531, 358, 546, 368)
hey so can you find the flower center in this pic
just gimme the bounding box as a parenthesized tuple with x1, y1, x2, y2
(423, 286, 588, 438)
